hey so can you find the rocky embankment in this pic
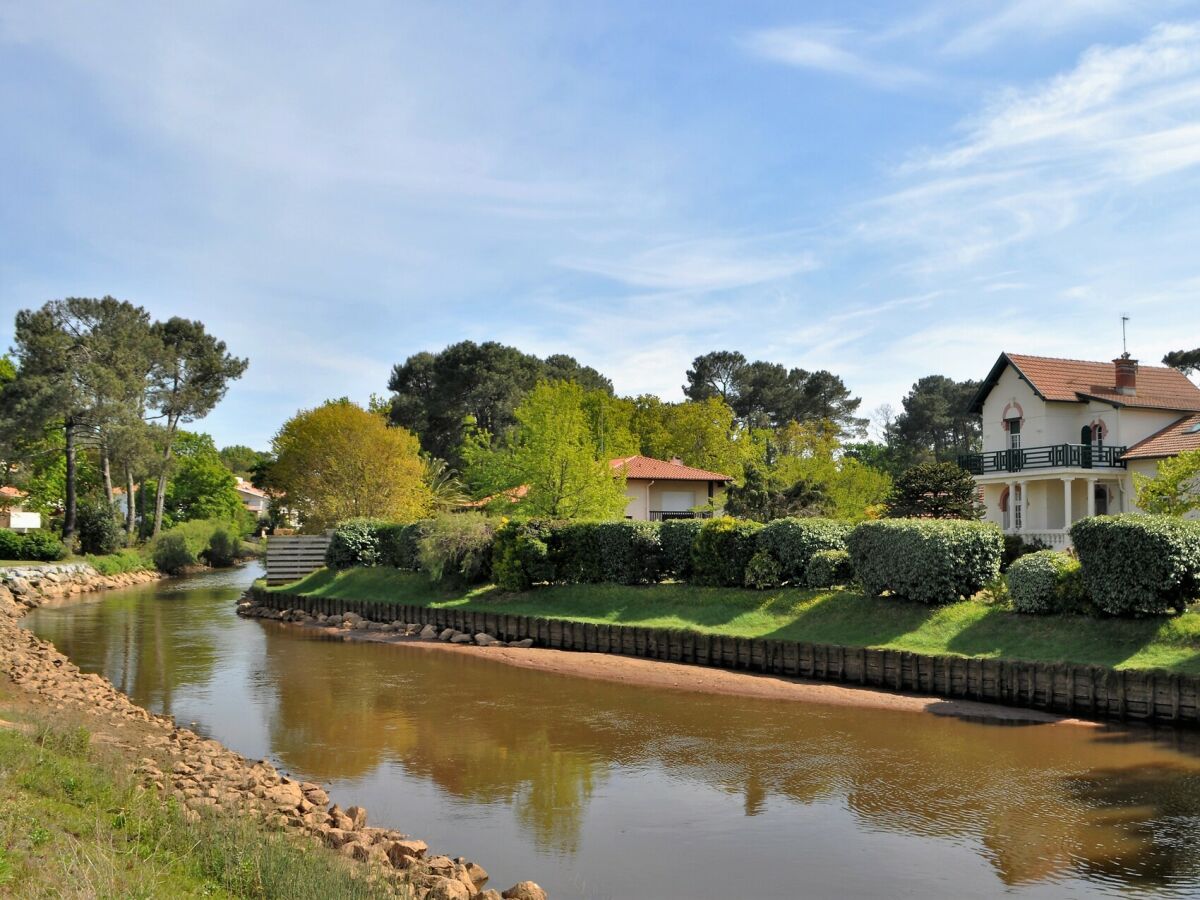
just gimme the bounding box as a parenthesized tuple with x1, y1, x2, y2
(0, 566, 546, 900)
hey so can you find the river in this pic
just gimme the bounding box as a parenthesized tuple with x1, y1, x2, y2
(21, 563, 1200, 899)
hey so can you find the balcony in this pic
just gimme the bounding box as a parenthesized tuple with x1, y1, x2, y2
(959, 443, 1127, 475)
(648, 510, 715, 521)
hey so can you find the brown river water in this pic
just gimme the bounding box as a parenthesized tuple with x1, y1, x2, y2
(22, 563, 1200, 899)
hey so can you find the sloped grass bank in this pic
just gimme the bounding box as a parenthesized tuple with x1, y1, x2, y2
(272, 568, 1200, 675)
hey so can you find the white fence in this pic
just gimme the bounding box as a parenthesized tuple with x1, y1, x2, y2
(265, 534, 330, 586)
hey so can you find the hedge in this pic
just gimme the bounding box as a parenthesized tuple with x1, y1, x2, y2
(660, 519, 704, 580)
(416, 514, 495, 585)
(756, 518, 852, 583)
(691, 518, 763, 587)
(0, 529, 68, 562)
(492, 520, 557, 591)
(848, 519, 1003, 605)
(325, 518, 388, 570)
(1070, 515, 1200, 616)
(744, 550, 782, 589)
(804, 548, 853, 589)
(1007, 550, 1086, 614)
(378, 522, 423, 570)
(554, 521, 663, 585)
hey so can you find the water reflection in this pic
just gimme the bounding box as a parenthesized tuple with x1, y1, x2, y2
(23, 566, 1200, 899)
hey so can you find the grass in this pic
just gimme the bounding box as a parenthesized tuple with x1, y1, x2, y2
(0, 550, 153, 574)
(273, 567, 1200, 675)
(0, 686, 400, 898)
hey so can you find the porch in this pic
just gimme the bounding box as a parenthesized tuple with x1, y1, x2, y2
(980, 473, 1129, 548)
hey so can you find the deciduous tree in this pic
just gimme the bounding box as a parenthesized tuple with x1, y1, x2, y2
(1134, 449, 1200, 516)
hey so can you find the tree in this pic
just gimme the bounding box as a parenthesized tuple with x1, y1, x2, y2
(148, 318, 248, 536)
(885, 462, 982, 520)
(1164, 348, 1200, 375)
(218, 445, 268, 478)
(269, 399, 430, 531)
(632, 396, 755, 480)
(683, 351, 747, 403)
(764, 421, 890, 521)
(387, 341, 611, 466)
(723, 464, 830, 522)
(1134, 449, 1200, 515)
(892, 376, 982, 466)
(162, 432, 245, 523)
(461, 381, 628, 519)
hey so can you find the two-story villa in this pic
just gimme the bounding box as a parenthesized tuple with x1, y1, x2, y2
(962, 353, 1200, 546)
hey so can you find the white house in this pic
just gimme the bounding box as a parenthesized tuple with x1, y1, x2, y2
(234, 477, 271, 516)
(964, 352, 1200, 547)
(610, 455, 733, 521)
(0, 485, 42, 533)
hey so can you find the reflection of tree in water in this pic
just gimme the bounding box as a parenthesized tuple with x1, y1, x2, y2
(25, 585, 219, 718)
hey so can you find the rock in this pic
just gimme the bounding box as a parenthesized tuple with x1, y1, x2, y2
(420, 624, 438, 639)
(346, 804, 368, 829)
(450, 633, 473, 644)
(464, 861, 489, 887)
(301, 783, 329, 806)
(424, 876, 473, 900)
(342, 612, 362, 625)
(438, 628, 456, 642)
(509, 639, 534, 649)
(501, 883, 547, 900)
(474, 633, 496, 647)
(325, 615, 343, 626)
(480, 892, 504, 900)
(384, 839, 428, 864)
(265, 781, 304, 810)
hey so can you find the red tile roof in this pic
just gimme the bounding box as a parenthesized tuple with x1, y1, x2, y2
(1123, 414, 1200, 460)
(0, 485, 26, 499)
(1006, 353, 1200, 410)
(609, 455, 732, 482)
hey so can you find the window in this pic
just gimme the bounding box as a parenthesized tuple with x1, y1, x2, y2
(1008, 418, 1021, 450)
(1095, 484, 1108, 516)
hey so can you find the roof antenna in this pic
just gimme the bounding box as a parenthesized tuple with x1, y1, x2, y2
(1121, 315, 1130, 358)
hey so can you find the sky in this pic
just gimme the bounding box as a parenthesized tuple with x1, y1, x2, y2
(3, 1, 1200, 450)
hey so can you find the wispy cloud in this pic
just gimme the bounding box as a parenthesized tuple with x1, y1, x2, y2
(741, 27, 929, 89)
(943, 0, 1151, 56)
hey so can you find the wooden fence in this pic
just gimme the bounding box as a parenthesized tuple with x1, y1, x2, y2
(264, 535, 330, 585)
(250, 587, 1200, 728)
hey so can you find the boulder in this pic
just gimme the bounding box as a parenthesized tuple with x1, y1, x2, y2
(424, 876, 473, 900)
(438, 628, 456, 642)
(474, 633, 496, 647)
(450, 633, 473, 644)
(346, 804, 368, 829)
(501, 883, 548, 900)
(385, 839, 428, 865)
(420, 624, 439, 639)
(509, 639, 534, 649)
(325, 615, 343, 627)
(265, 781, 304, 810)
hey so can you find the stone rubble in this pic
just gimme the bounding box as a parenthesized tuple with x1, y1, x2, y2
(236, 596, 540, 651)
(0, 564, 547, 900)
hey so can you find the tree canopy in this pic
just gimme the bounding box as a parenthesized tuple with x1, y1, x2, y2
(1134, 449, 1200, 516)
(1164, 348, 1200, 375)
(269, 399, 431, 531)
(885, 462, 982, 520)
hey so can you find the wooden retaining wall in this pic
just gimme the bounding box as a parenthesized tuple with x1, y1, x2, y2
(250, 587, 1200, 728)
(264, 535, 330, 585)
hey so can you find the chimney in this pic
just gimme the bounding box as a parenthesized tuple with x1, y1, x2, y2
(1113, 354, 1138, 395)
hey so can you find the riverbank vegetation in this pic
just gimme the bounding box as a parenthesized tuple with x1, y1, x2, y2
(0, 685, 395, 899)
(269, 566, 1200, 674)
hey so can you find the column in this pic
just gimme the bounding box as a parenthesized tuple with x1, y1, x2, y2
(1004, 480, 1015, 531)
(1061, 477, 1073, 529)
(1086, 477, 1097, 518)
(1017, 480, 1028, 532)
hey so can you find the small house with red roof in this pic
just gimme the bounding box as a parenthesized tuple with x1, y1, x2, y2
(609, 455, 733, 521)
(0, 485, 42, 533)
(964, 352, 1200, 545)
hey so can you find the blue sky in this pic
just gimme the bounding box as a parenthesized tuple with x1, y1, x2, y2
(3, 1, 1200, 450)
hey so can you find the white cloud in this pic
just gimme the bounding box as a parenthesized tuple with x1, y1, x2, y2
(943, 0, 1150, 55)
(741, 27, 929, 89)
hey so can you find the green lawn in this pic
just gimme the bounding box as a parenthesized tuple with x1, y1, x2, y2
(273, 568, 1200, 675)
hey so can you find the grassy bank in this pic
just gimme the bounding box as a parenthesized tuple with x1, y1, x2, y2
(0, 685, 394, 898)
(272, 568, 1200, 675)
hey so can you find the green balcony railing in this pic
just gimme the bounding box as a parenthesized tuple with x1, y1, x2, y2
(958, 443, 1127, 475)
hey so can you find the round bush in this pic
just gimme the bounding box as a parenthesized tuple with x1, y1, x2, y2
(756, 519, 852, 583)
(1007, 550, 1086, 614)
(153, 533, 196, 575)
(18, 529, 68, 562)
(744, 549, 782, 590)
(1070, 515, 1200, 616)
(804, 549, 853, 588)
(204, 528, 238, 568)
(325, 518, 387, 570)
(76, 501, 124, 556)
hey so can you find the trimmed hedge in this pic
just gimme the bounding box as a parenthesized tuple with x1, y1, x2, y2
(848, 519, 1003, 605)
(0, 529, 68, 562)
(744, 550, 782, 590)
(661, 519, 704, 580)
(805, 548, 853, 589)
(1070, 515, 1200, 616)
(692, 518, 763, 587)
(1007, 550, 1086, 614)
(554, 521, 663, 585)
(756, 518, 852, 583)
(492, 520, 557, 591)
(325, 518, 388, 570)
(378, 522, 423, 570)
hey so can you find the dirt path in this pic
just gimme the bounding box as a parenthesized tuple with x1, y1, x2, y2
(310, 624, 1095, 727)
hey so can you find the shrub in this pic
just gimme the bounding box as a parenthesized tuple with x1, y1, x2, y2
(204, 529, 238, 568)
(886, 462, 982, 520)
(17, 530, 68, 562)
(744, 549, 782, 590)
(492, 520, 556, 591)
(691, 518, 763, 587)
(76, 501, 124, 556)
(554, 521, 663, 585)
(0, 528, 22, 559)
(153, 533, 195, 574)
(85, 548, 151, 576)
(756, 518, 852, 583)
(1007, 550, 1087, 614)
(1001, 533, 1051, 572)
(417, 514, 495, 585)
(325, 518, 387, 570)
(378, 522, 424, 570)
(848, 519, 1003, 605)
(660, 519, 704, 580)
(1070, 515, 1200, 616)
(805, 548, 853, 588)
